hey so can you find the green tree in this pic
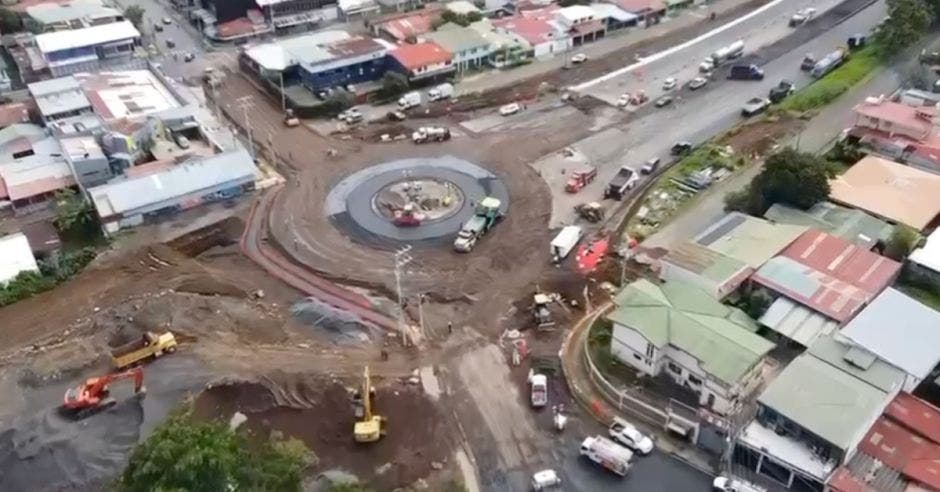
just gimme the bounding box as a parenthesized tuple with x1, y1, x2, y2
(379, 71, 409, 98)
(885, 224, 921, 260)
(54, 189, 100, 241)
(876, 0, 932, 56)
(0, 7, 23, 34)
(118, 409, 312, 492)
(124, 6, 146, 29)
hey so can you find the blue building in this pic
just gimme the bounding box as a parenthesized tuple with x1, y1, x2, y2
(35, 21, 140, 77)
(241, 31, 389, 94)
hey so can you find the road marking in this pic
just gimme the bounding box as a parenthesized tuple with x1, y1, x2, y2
(571, 0, 787, 91)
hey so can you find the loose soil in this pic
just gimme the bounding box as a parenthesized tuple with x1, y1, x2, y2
(193, 373, 453, 490)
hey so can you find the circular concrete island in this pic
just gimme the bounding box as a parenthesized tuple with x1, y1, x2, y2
(325, 156, 510, 247)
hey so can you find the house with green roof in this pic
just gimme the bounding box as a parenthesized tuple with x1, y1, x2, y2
(735, 335, 902, 489)
(606, 279, 775, 415)
(424, 23, 492, 73)
(659, 241, 753, 299)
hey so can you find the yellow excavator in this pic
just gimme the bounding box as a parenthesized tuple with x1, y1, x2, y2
(353, 366, 386, 442)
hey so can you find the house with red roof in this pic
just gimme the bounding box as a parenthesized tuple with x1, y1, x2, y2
(493, 15, 569, 58)
(848, 95, 940, 175)
(386, 41, 455, 82)
(751, 229, 901, 347)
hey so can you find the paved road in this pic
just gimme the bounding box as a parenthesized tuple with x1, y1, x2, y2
(531, 0, 886, 227)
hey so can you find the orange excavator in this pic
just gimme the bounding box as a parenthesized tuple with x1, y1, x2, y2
(62, 367, 146, 418)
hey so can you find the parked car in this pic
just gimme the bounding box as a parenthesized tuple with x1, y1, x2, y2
(616, 94, 631, 107)
(713, 475, 766, 492)
(689, 77, 708, 90)
(640, 157, 661, 175)
(173, 134, 190, 149)
(800, 53, 816, 71)
(386, 110, 406, 121)
(183, 52, 195, 62)
(741, 97, 771, 117)
(654, 95, 674, 108)
(161, 16, 172, 25)
(768, 80, 795, 103)
(531, 469, 562, 490)
(338, 108, 363, 124)
(662, 77, 678, 91)
(609, 417, 655, 455)
(154, 23, 163, 32)
(848, 34, 867, 49)
(570, 53, 588, 64)
(165, 39, 176, 48)
(671, 141, 693, 155)
(499, 102, 522, 116)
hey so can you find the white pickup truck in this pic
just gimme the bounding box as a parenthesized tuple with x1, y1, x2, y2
(529, 372, 548, 407)
(608, 417, 654, 455)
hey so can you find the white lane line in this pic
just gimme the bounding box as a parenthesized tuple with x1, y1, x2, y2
(571, 0, 787, 92)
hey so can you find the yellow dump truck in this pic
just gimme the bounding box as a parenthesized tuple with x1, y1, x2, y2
(111, 331, 177, 369)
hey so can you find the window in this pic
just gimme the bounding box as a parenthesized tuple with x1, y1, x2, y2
(645, 343, 654, 359)
(633, 353, 643, 362)
(688, 374, 703, 386)
(667, 362, 682, 375)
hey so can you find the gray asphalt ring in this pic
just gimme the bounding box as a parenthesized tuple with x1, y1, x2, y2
(325, 156, 509, 248)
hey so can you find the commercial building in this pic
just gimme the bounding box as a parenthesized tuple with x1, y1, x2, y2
(607, 279, 774, 415)
(829, 155, 940, 231)
(72, 70, 182, 121)
(386, 41, 455, 83)
(751, 229, 901, 347)
(763, 202, 894, 251)
(25, 0, 124, 33)
(0, 233, 40, 286)
(736, 336, 902, 491)
(839, 288, 940, 392)
(425, 24, 492, 73)
(692, 212, 807, 269)
(603, 0, 666, 25)
(28, 76, 93, 123)
(658, 241, 752, 299)
(35, 20, 140, 77)
(89, 149, 258, 233)
(588, 3, 638, 31)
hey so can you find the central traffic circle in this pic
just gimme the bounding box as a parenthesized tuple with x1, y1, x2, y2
(325, 156, 509, 247)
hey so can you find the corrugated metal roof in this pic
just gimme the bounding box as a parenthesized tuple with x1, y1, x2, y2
(35, 20, 139, 54)
(764, 202, 894, 249)
(753, 256, 869, 322)
(661, 241, 750, 283)
(841, 288, 940, 380)
(425, 25, 490, 55)
(694, 212, 806, 268)
(759, 297, 838, 347)
(0, 232, 39, 285)
(89, 149, 257, 219)
(781, 230, 901, 295)
(910, 228, 940, 274)
(608, 279, 773, 385)
(807, 336, 905, 393)
(757, 352, 891, 450)
(243, 31, 351, 71)
(885, 392, 940, 444)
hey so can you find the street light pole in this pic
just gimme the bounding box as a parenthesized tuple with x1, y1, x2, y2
(394, 246, 413, 346)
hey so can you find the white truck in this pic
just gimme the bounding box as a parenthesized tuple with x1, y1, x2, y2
(398, 91, 421, 110)
(427, 83, 454, 101)
(580, 435, 633, 476)
(713, 476, 767, 492)
(701, 40, 745, 72)
(412, 126, 452, 143)
(811, 48, 847, 78)
(550, 226, 582, 262)
(529, 372, 548, 407)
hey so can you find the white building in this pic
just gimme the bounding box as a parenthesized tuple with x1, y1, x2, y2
(607, 279, 774, 415)
(0, 233, 40, 285)
(35, 20, 140, 77)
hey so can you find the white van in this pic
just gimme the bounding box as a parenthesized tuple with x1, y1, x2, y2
(551, 226, 583, 262)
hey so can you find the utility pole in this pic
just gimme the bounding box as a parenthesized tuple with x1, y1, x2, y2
(417, 293, 427, 339)
(235, 95, 255, 160)
(279, 71, 287, 113)
(393, 246, 413, 346)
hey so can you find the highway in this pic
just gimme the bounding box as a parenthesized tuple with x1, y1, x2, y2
(529, 0, 887, 227)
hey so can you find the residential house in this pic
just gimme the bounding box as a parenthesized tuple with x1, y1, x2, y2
(468, 20, 532, 68)
(691, 212, 807, 269)
(554, 5, 605, 46)
(829, 393, 940, 492)
(735, 335, 904, 491)
(763, 202, 894, 251)
(25, 0, 124, 33)
(829, 155, 940, 231)
(424, 24, 491, 73)
(35, 20, 140, 77)
(839, 288, 940, 392)
(751, 229, 901, 347)
(848, 95, 940, 174)
(386, 41, 455, 82)
(658, 241, 752, 300)
(371, 8, 441, 42)
(604, 0, 666, 25)
(607, 279, 775, 415)
(0, 233, 40, 286)
(0, 125, 76, 214)
(588, 3, 639, 31)
(493, 16, 568, 59)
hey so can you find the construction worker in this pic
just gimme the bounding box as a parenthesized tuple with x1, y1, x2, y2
(447, 322, 453, 335)
(380, 349, 388, 361)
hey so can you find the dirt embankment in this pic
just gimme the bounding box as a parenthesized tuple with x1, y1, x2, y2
(194, 374, 454, 490)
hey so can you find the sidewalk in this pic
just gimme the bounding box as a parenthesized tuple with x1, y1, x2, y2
(560, 302, 718, 474)
(457, 0, 765, 95)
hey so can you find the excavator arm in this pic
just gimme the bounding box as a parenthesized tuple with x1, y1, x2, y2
(63, 367, 145, 412)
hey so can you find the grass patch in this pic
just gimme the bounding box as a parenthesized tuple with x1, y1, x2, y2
(0, 247, 98, 307)
(781, 45, 881, 112)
